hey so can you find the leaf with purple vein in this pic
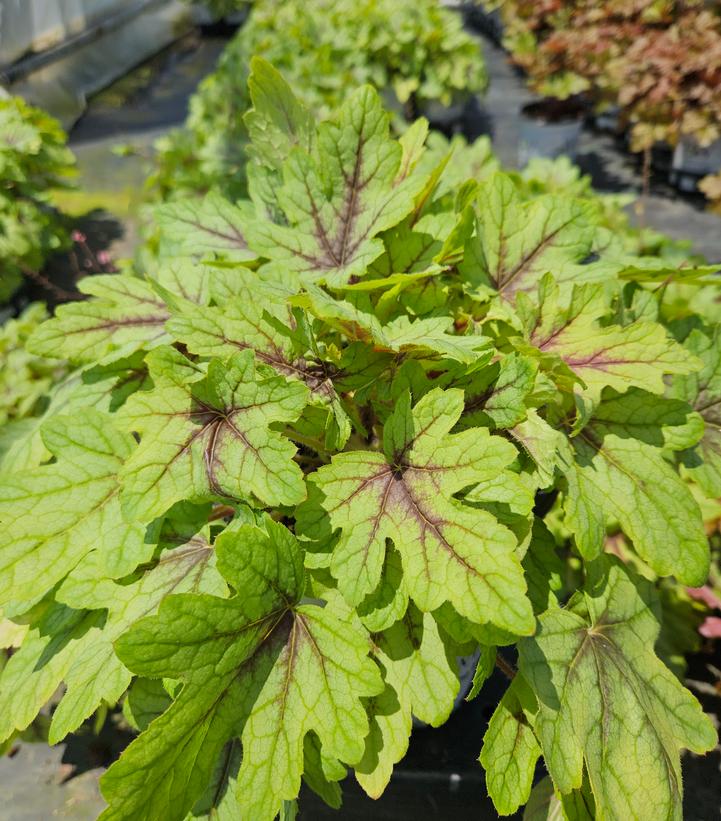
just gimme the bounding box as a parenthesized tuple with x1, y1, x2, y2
(119, 346, 308, 522)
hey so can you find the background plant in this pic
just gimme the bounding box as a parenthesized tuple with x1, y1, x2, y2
(492, 0, 707, 107)
(151, 0, 487, 200)
(0, 96, 76, 303)
(613, 7, 721, 152)
(0, 61, 718, 819)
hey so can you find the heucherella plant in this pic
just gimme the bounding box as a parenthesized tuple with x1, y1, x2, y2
(1, 59, 719, 819)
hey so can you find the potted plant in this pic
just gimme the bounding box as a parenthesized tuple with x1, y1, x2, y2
(495, 1, 600, 162)
(1, 60, 719, 820)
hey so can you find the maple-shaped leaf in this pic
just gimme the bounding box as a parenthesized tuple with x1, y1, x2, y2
(297, 284, 489, 364)
(99, 522, 382, 821)
(518, 557, 716, 820)
(356, 605, 458, 798)
(459, 173, 614, 302)
(244, 85, 427, 286)
(27, 264, 211, 364)
(0, 410, 155, 607)
(154, 193, 257, 263)
(562, 389, 709, 585)
(518, 276, 698, 403)
(311, 389, 534, 634)
(119, 347, 308, 522)
(0, 530, 224, 746)
(479, 675, 541, 816)
(671, 326, 721, 497)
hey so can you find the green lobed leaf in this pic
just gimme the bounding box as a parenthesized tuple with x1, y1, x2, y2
(46, 531, 225, 743)
(459, 173, 614, 302)
(99, 522, 382, 821)
(119, 347, 308, 522)
(356, 605, 458, 797)
(0, 410, 155, 607)
(521, 276, 698, 403)
(563, 390, 709, 584)
(245, 85, 427, 286)
(480, 675, 541, 816)
(312, 388, 534, 634)
(0, 353, 149, 474)
(26, 264, 212, 365)
(518, 556, 716, 820)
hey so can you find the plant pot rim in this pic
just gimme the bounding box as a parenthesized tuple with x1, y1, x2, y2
(521, 96, 587, 125)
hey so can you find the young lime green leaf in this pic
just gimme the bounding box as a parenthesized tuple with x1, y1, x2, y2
(46, 535, 225, 744)
(297, 284, 489, 364)
(122, 677, 172, 733)
(119, 347, 308, 522)
(99, 522, 382, 821)
(522, 520, 564, 614)
(617, 259, 721, 284)
(356, 605, 458, 798)
(563, 390, 708, 584)
(301, 732, 345, 810)
(154, 193, 257, 263)
(26, 265, 212, 365)
(0, 410, 155, 606)
(459, 173, 611, 301)
(455, 353, 538, 430)
(479, 676, 541, 816)
(518, 556, 716, 820)
(671, 326, 721, 497)
(245, 85, 427, 286)
(356, 546, 409, 633)
(466, 644, 496, 701)
(312, 388, 534, 634)
(244, 57, 314, 217)
(245, 57, 314, 168)
(366, 221, 442, 279)
(522, 277, 698, 403)
(510, 409, 567, 487)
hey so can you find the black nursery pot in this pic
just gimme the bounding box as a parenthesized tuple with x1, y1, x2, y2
(518, 96, 587, 166)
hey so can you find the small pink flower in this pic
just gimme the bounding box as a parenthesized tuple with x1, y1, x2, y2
(71, 229, 86, 243)
(699, 616, 721, 639)
(687, 586, 721, 610)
